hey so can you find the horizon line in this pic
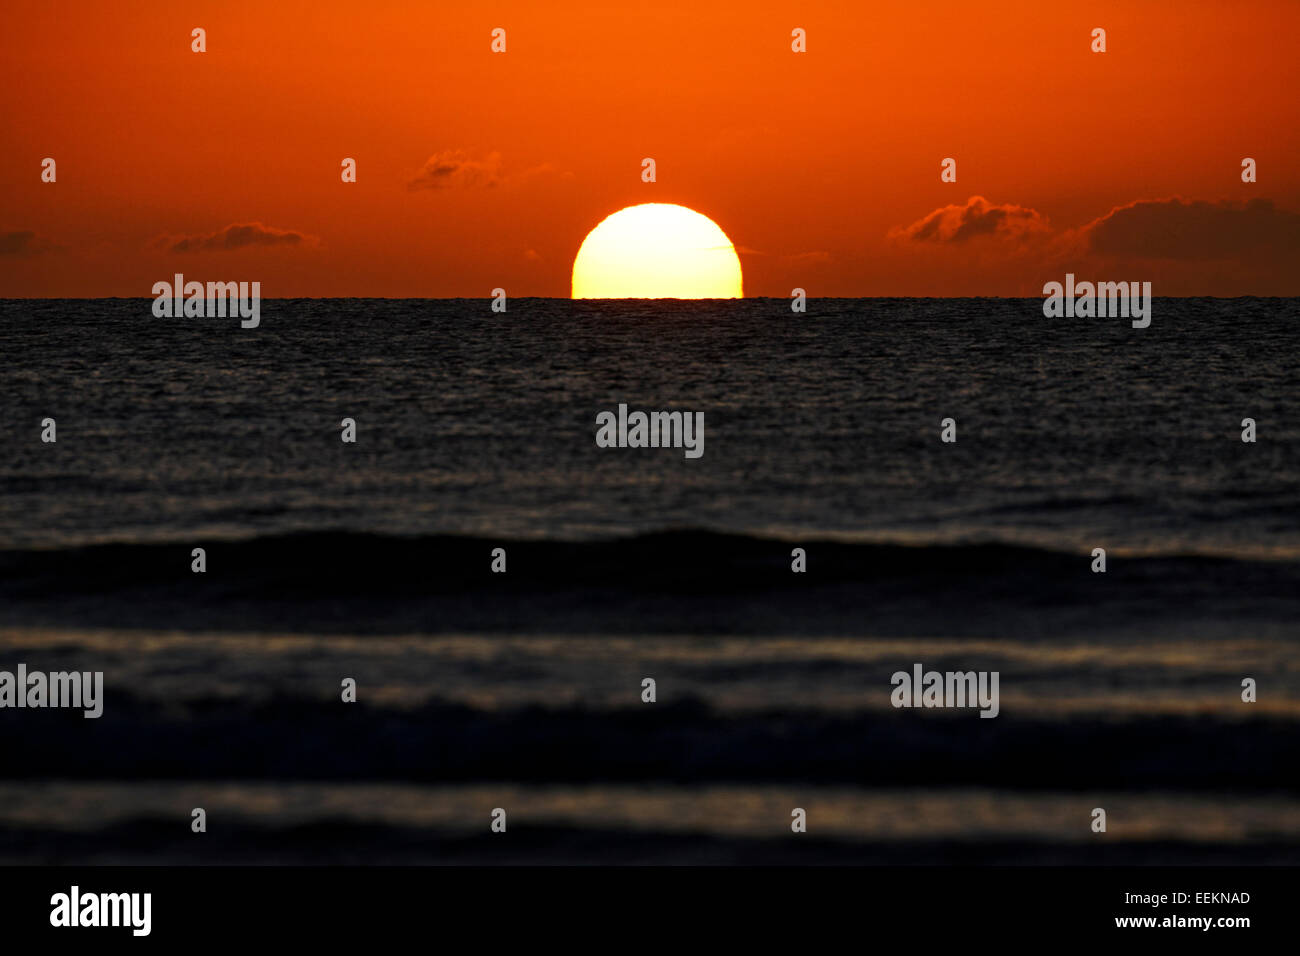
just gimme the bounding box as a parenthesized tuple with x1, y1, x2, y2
(4, 294, 1298, 302)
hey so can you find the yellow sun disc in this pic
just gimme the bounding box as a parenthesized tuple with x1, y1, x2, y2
(572, 203, 743, 299)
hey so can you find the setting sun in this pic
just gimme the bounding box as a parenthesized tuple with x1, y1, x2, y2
(571, 203, 743, 299)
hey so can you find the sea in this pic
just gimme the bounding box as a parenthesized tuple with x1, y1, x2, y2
(1, 297, 1297, 863)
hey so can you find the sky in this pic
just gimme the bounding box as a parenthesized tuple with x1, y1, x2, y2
(2, 0, 1299, 297)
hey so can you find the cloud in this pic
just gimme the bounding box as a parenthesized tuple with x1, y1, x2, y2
(408, 150, 503, 190)
(734, 246, 831, 262)
(890, 195, 1051, 243)
(895, 195, 1300, 265)
(163, 222, 313, 254)
(1071, 197, 1300, 260)
(0, 230, 57, 256)
(887, 193, 1300, 293)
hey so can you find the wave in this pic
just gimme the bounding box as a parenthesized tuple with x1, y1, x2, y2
(8, 525, 1298, 575)
(2, 529, 1298, 637)
(1, 693, 1297, 791)
(5, 820, 1298, 866)
(9, 819, 1299, 866)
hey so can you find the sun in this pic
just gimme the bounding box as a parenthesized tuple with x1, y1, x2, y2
(572, 203, 743, 299)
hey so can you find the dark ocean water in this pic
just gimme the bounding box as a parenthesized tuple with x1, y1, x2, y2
(1, 297, 1297, 864)
(2, 297, 1298, 554)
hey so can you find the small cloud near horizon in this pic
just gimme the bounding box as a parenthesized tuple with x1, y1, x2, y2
(0, 230, 59, 256)
(408, 150, 503, 190)
(407, 150, 560, 191)
(735, 246, 831, 263)
(890, 196, 1051, 244)
(159, 222, 315, 254)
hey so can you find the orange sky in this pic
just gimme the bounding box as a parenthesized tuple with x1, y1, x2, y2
(2, 0, 1298, 296)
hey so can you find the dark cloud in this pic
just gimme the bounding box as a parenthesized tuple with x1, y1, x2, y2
(407, 151, 503, 190)
(891, 196, 1051, 243)
(165, 222, 311, 254)
(0, 230, 56, 256)
(1075, 197, 1300, 260)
